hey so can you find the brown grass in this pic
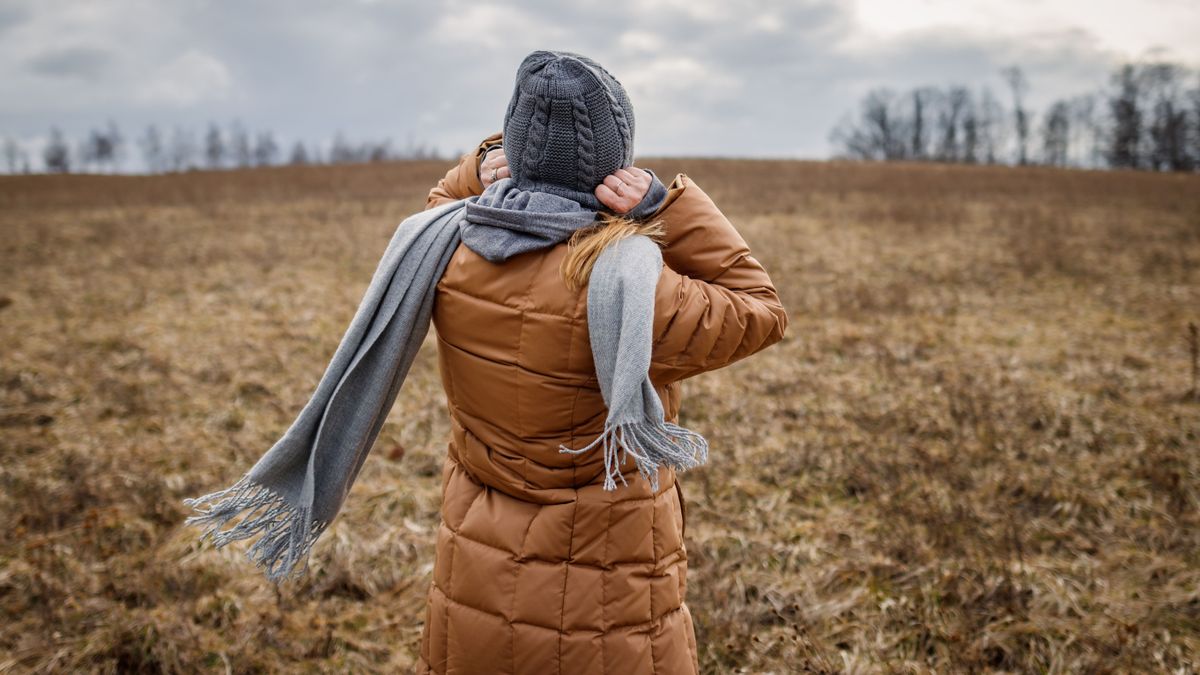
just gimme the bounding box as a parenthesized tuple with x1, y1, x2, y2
(1, 159, 1198, 673)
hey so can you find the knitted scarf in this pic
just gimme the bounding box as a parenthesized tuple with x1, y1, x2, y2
(182, 173, 709, 582)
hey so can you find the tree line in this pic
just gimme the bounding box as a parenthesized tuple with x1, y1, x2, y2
(1, 121, 445, 174)
(830, 61, 1199, 171)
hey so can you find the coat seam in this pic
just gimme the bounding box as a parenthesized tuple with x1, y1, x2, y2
(652, 280, 685, 350)
(511, 508, 537, 675)
(672, 285, 713, 370)
(442, 527, 455, 670)
(439, 269, 580, 320)
(430, 584, 689, 633)
(433, 312, 456, 408)
(649, 483, 658, 675)
(559, 493, 578, 675)
(511, 571, 517, 674)
(440, 332, 593, 385)
(602, 494, 612, 675)
(515, 317, 525, 485)
(444, 524, 659, 567)
(516, 247, 545, 493)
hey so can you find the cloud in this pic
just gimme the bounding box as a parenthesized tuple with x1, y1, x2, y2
(0, 0, 1195, 169)
(0, 3, 30, 37)
(136, 50, 233, 107)
(26, 46, 113, 80)
(430, 4, 570, 49)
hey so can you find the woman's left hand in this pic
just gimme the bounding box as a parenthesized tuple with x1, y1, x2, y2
(596, 167, 652, 214)
(479, 147, 510, 188)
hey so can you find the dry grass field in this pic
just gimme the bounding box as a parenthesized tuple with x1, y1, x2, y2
(1, 157, 1198, 674)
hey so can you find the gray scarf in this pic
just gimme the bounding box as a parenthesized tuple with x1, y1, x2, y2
(183, 174, 708, 582)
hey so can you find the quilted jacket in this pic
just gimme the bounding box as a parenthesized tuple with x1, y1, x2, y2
(416, 132, 788, 674)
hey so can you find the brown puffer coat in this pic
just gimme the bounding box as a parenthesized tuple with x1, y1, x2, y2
(416, 132, 788, 674)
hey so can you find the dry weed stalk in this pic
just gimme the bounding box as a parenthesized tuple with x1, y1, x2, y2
(1187, 321, 1199, 401)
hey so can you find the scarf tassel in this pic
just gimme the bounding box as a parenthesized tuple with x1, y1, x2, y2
(183, 476, 329, 582)
(559, 419, 709, 492)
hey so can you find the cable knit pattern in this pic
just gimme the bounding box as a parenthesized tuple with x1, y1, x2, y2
(501, 50, 646, 213)
(520, 91, 552, 183)
(591, 71, 633, 167)
(571, 95, 596, 193)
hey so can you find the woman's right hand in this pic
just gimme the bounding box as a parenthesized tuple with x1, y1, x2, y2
(595, 167, 654, 214)
(479, 147, 510, 188)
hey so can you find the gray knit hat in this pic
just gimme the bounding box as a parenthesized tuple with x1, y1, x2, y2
(502, 50, 639, 210)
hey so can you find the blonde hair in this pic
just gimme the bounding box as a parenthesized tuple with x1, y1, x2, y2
(560, 211, 665, 291)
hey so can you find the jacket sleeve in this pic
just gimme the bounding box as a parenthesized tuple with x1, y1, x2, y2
(648, 173, 789, 383)
(425, 131, 503, 209)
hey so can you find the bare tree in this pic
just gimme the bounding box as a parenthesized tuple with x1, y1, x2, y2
(44, 127, 71, 173)
(1108, 64, 1142, 169)
(105, 121, 124, 172)
(139, 125, 164, 173)
(204, 123, 225, 169)
(977, 87, 1004, 164)
(909, 88, 932, 160)
(81, 126, 119, 173)
(289, 141, 309, 165)
(937, 86, 969, 162)
(960, 92, 982, 164)
(830, 88, 907, 160)
(399, 135, 440, 160)
(1068, 94, 1100, 168)
(229, 121, 252, 168)
(96, 127, 115, 172)
(3, 138, 25, 173)
(330, 132, 356, 163)
(1002, 66, 1031, 165)
(1041, 100, 1071, 167)
(253, 131, 279, 166)
(1143, 63, 1192, 171)
(167, 126, 198, 172)
(1192, 82, 1200, 169)
(368, 139, 393, 162)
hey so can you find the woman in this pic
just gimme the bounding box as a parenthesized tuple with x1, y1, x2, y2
(416, 51, 788, 673)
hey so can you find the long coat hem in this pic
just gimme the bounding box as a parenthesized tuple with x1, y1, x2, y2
(415, 132, 787, 674)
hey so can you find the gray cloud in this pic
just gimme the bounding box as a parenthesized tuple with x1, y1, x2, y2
(26, 46, 113, 80)
(0, 0, 1193, 170)
(0, 4, 29, 36)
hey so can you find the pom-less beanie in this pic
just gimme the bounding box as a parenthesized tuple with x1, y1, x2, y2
(502, 50, 638, 210)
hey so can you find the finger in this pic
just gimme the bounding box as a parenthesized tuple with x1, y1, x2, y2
(627, 166, 651, 184)
(603, 174, 625, 190)
(595, 183, 625, 211)
(496, 166, 511, 179)
(614, 168, 641, 185)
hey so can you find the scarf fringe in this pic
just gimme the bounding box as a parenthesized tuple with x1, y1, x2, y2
(558, 419, 709, 492)
(182, 475, 329, 583)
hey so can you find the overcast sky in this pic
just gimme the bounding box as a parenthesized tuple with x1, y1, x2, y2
(1, 0, 1197, 169)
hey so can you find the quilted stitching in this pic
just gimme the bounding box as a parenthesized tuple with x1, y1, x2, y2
(418, 240, 696, 674)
